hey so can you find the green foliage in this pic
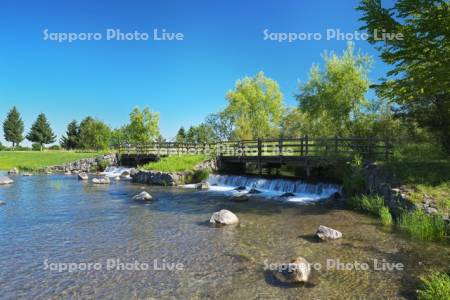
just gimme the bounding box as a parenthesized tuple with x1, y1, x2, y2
(343, 155, 367, 195)
(417, 271, 450, 300)
(358, 0, 450, 152)
(31, 143, 42, 151)
(0, 151, 103, 171)
(185, 124, 215, 143)
(192, 169, 210, 182)
(48, 145, 61, 150)
(379, 206, 393, 226)
(296, 43, 372, 137)
(176, 127, 186, 143)
(26, 113, 56, 150)
(97, 159, 110, 172)
(399, 210, 446, 241)
(78, 117, 111, 151)
(126, 107, 160, 145)
(3, 106, 24, 148)
(205, 112, 234, 141)
(60, 120, 80, 149)
(347, 194, 385, 215)
(225, 71, 284, 140)
(142, 155, 207, 172)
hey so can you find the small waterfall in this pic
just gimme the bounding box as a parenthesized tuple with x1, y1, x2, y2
(101, 166, 132, 178)
(206, 174, 342, 202)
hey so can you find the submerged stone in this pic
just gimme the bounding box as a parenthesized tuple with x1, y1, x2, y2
(315, 225, 342, 241)
(0, 176, 14, 185)
(274, 257, 311, 284)
(92, 177, 110, 184)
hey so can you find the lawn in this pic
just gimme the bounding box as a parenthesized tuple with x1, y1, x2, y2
(141, 155, 208, 172)
(0, 151, 103, 171)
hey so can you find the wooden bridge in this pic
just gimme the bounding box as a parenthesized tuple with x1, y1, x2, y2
(117, 136, 392, 174)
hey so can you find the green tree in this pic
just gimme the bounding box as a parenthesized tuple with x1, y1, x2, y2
(79, 117, 111, 151)
(186, 126, 196, 143)
(125, 107, 160, 145)
(60, 120, 80, 150)
(225, 71, 284, 140)
(295, 43, 373, 136)
(175, 127, 186, 143)
(26, 113, 56, 151)
(358, 0, 450, 151)
(3, 106, 24, 149)
(205, 112, 234, 141)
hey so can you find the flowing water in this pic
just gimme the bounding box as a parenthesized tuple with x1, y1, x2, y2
(0, 174, 448, 299)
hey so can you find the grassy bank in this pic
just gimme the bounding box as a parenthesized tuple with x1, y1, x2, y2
(383, 143, 450, 213)
(141, 155, 208, 172)
(0, 151, 103, 171)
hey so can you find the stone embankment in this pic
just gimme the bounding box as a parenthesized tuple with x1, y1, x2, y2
(131, 159, 216, 186)
(45, 154, 118, 173)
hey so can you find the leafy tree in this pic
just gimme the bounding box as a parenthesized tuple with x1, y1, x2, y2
(175, 127, 186, 143)
(110, 126, 129, 148)
(26, 113, 56, 151)
(125, 107, 160, 145)
(295, 43, 373, 136)
(3, 106, 24, 149)
(358, 0, 450, 152)
(225, 71, 284, 140)
(60, 120, 80, 149)
(186, 126, 196, 143)
(205, 112, 234, 141)
(78, 117, 111, 151)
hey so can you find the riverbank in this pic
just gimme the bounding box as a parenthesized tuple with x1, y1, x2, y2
(0, 151, 105, 171)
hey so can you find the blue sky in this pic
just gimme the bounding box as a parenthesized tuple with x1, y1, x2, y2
(0, 0, 395, 145)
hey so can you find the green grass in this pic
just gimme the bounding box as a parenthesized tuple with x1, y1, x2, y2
(379, 206, 393, 226)
(398, 210, 446, 241)
(141, 155, 208, 172)
(0, 151, 103, 171)
(383, 143, 450, 213)
(347, 195, 385, 215)
(417, 271, 450, 300)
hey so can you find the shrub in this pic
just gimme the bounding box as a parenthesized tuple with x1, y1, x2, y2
(399, 210, 446, 241)
(417, 271, 450, 300)
(97, 159, 110, 172)
(379, 206, 393, 226)
(343, 155, 367, 195)
(48, 145, 61, 150)
(32, 143, 42, 151)
(347, 195, 385, 215)
(192, 169, 210, 183)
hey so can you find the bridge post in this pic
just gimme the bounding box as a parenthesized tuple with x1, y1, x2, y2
(257, 138, 262, 175)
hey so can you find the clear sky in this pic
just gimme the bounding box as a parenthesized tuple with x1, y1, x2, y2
(0, 0, 395, 145)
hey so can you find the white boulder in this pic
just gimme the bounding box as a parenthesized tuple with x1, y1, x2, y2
(0, 176, 14, 185)
(209, 209, 239, 225)
(132, 191, 153, 201)
(92, 177, 110, 184)
(315, 225, 342, 241)
(78, 172, 89, 180)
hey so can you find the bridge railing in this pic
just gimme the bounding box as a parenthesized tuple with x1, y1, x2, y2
(117, 136, 392, 160)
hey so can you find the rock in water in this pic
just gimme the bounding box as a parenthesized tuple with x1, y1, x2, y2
(0, 176, 14, 185)
(0, 201, 6, 206)
(78, 172, 89, 180)
(120, 171, 132, 180)
(195, 182, 210, 190)
(315, 225, 342, 241)
(248, 188, 261, 194)
(8, 167, 18, 175)
(209, 209, 239, 225)
(274, 257, 311, 284)
(234, 186, 247, 191)
(132, 191, 152, 201)
(231, 193, 249, 202)
(92, 177, 110, 184)
(22, 172, 33, 176)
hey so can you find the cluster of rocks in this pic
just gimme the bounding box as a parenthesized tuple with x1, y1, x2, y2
(132, 170, 186, 186)
(45, 154, 118, 174)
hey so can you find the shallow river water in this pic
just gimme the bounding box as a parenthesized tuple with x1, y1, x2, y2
(0, 174, 448, 299)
